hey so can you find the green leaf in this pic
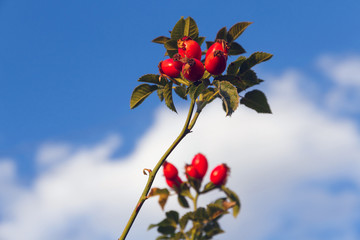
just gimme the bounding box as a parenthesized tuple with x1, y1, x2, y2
(214, 80, 240, 116)
(166, 211, 179, 224)
(196, 88, 217, 113)
(195, 36, 205, 47)
(166, 50, 178, 58)
(178, 195, 190, 208)
(227, 22, 252, 43)
(148, 188, 170, 210)
(158, 225, 176, 235)
(138, 74, 167, 86)
(240, 70, 262, 89)
(163, 82, 177, 112)
(215, 27, 227, 40)
(179, 212, 193, 230)
(148, 223, 158, 231)
(240, 89, 272, 113)
(228, 42, 246, 55)
(157, 88, 164, 102)
(214, 75, 245, 92)
(130, 84, 158, 109)
(179, 183, 193, 199)
(206, 41, 214, 50)
(193, 207, 208, 221)
(188, 81, 207, 100)
(174, 77, 191, 86)
(240, 52, 273, 73)
(186, 175, 202, 193)
(206, 203, 226, 220)
(174, 86, 187, 100)
(164, 39, 178, 50)
(203, 221, 224, 237)
(173, 232, 185, 240)
(221, 186, 241, 217)
(171, 17, 185, 40)
(202, 70, 211, 80)
(152, 36, 171, 44)
(184, 17, 199, 39)
(227, 56, 246, 75)
(201, 182, 218, 194)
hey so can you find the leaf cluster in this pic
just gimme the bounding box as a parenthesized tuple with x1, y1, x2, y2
(130, 17, 273, 115)
(148, 178, 241, 240)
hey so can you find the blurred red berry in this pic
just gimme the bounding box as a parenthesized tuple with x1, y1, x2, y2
(210, 164, 229, 186)
(191, 153, 208, 179)
(163, 161, 178, 180)
(166, 175, 183, 189)
(185, 164, 201, 179)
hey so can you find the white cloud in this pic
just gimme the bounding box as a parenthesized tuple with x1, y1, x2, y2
(318, 55, 360, 113)
(1, 63, 360, 239)
(318, 55, 360, 87)
(36, 142, 72, 167)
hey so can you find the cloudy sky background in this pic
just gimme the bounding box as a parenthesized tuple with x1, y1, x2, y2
(1, 1, 360, 239)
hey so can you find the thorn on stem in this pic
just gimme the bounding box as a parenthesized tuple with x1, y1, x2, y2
(143, 168, 152, 175)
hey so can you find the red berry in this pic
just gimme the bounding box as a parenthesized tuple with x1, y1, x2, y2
(182, 58, 205, 82)
(191, 153, 208, 179)
(205, 50, 227, 75)
(163, 161, 178, 180)
(206, 39, 229, 60)
(177, 36, 202, 60)
(166, 175, 183, 189)
(210, 164, 229, 186)
(159, 58, 180, 78)
(185, 164, 201, 179)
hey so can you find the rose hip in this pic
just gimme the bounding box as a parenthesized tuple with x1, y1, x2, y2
(163, 161, 179, 180)
(205, 50, 227, 75)
(191, 153, 208, 179)
(177, 36, 202, 60)
(182, 58, 205, 82)
(159, 58, 181, 78)
(210, 164, 230, 186)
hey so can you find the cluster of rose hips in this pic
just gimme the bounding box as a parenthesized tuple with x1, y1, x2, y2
(159, 37, 229, 82)
(163, 153, 230, 189)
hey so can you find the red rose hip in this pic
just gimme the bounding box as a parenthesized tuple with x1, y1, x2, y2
(205, 50, 227, 75)
(185, 164, 201, 179)
(159, 58, 181, 78)
(177, 36, 202, 60)
(191, 153, 208, 179)
(206, 39, 229, 60)
(182, 58, 205, 82)
(163, 161, 178, 180)
(210, 164, 229, 186)
(166, 175, 183, 189)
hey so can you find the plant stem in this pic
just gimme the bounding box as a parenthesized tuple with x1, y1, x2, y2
(119, 99, 197, 240)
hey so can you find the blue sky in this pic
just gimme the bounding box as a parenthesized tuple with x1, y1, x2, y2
(1, 0, 360, 239)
